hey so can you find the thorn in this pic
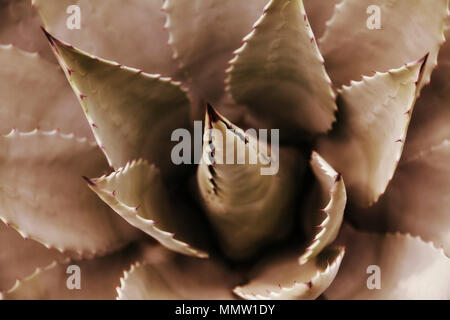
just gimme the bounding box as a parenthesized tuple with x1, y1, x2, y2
(306, 280, 313, 289)
(205, 102, 220, 124)
(41, 27, 58, 51)
(395, 139, 403, 143)
(135, 205, 141, 211)
(91, 123, 98, 128)
(79, 94, 87, 99)
(82, 176, 97, 187)
(112, 190, 116, 197)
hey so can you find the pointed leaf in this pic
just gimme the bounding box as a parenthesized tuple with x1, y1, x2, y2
(87, 159, 209, 259)
(324, 224, 450, 300)
(351, 25, 450, 254)
(0, 221, 68, 292)
(403, 21, 450, 159)
(43, 31, 191, 177)
(33, 0, 178, 76)
(0, 45, 92, 137)
(317, 60, 424, 207)
(117, 245, 240, 300)
(1, 244, 140, 300)
(0, 130, 140, 257)
(320, 0, 449, 90)
(299, 151, 346, 264)
(234, 246, 345, 300)
(197, 106, 305, 260)
(163, 0, 267, 110)
(226, 0, 337, 136)
(0, 0, 54, 61)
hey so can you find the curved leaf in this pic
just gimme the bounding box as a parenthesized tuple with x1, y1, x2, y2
(196, 105, 305, 260)
(1, 244, 140, 300)
(356, 140, 450, 254)
(320, 0, 449, 90)
(0, 129, 140, 257)
(33, 0, 178, 76)
(117, 245, 240, 300)
(226, 0, 337, 137)
(324, 224, 450, 299)
(351, 24, 450, 254)
(234, 246, 345, 300)
(317, 59, 425, 207)
(43, 30, 191, 178)
(0, 221, 68, 292)
(163, 0, 267, 113)
(0, 44, 92, 137)
(0, 0, 54, 61)
(403, 21, 450, 158)
(87, 159, 209, 259)
(303, 0, 342, 39)
(299, 151, 346, 264)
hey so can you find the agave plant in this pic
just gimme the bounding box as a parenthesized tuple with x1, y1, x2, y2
(0, 0, 449, 300)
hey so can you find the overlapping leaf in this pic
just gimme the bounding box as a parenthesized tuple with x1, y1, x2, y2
(33, 0, 178, 76)
(1, 244, 140, 300)
(117, 245, 239, 300)
(87, 159, 209, 258)
(163, 0, 267, 113)
(324, 224, 450, 299)
(0, 0, 54, 61)
(0, 44, 91, 137)
(0, 130, 140, 257)
(0, 221, 68, 292)
(320, 0, 448, 90)
(234, 246, 345, 300)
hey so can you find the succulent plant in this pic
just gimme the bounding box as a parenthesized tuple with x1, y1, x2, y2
(0, 0, 449, 300)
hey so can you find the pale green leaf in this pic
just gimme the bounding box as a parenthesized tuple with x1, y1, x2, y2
(317, 60, 424, 207)
(43, 31, 191, 178)
(196, 105, 305, 260)
(299, 151, 346, 264)
(234, 246, 345, 300)
(226, 0, 337, 137)
(87, 159, 209, 258)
